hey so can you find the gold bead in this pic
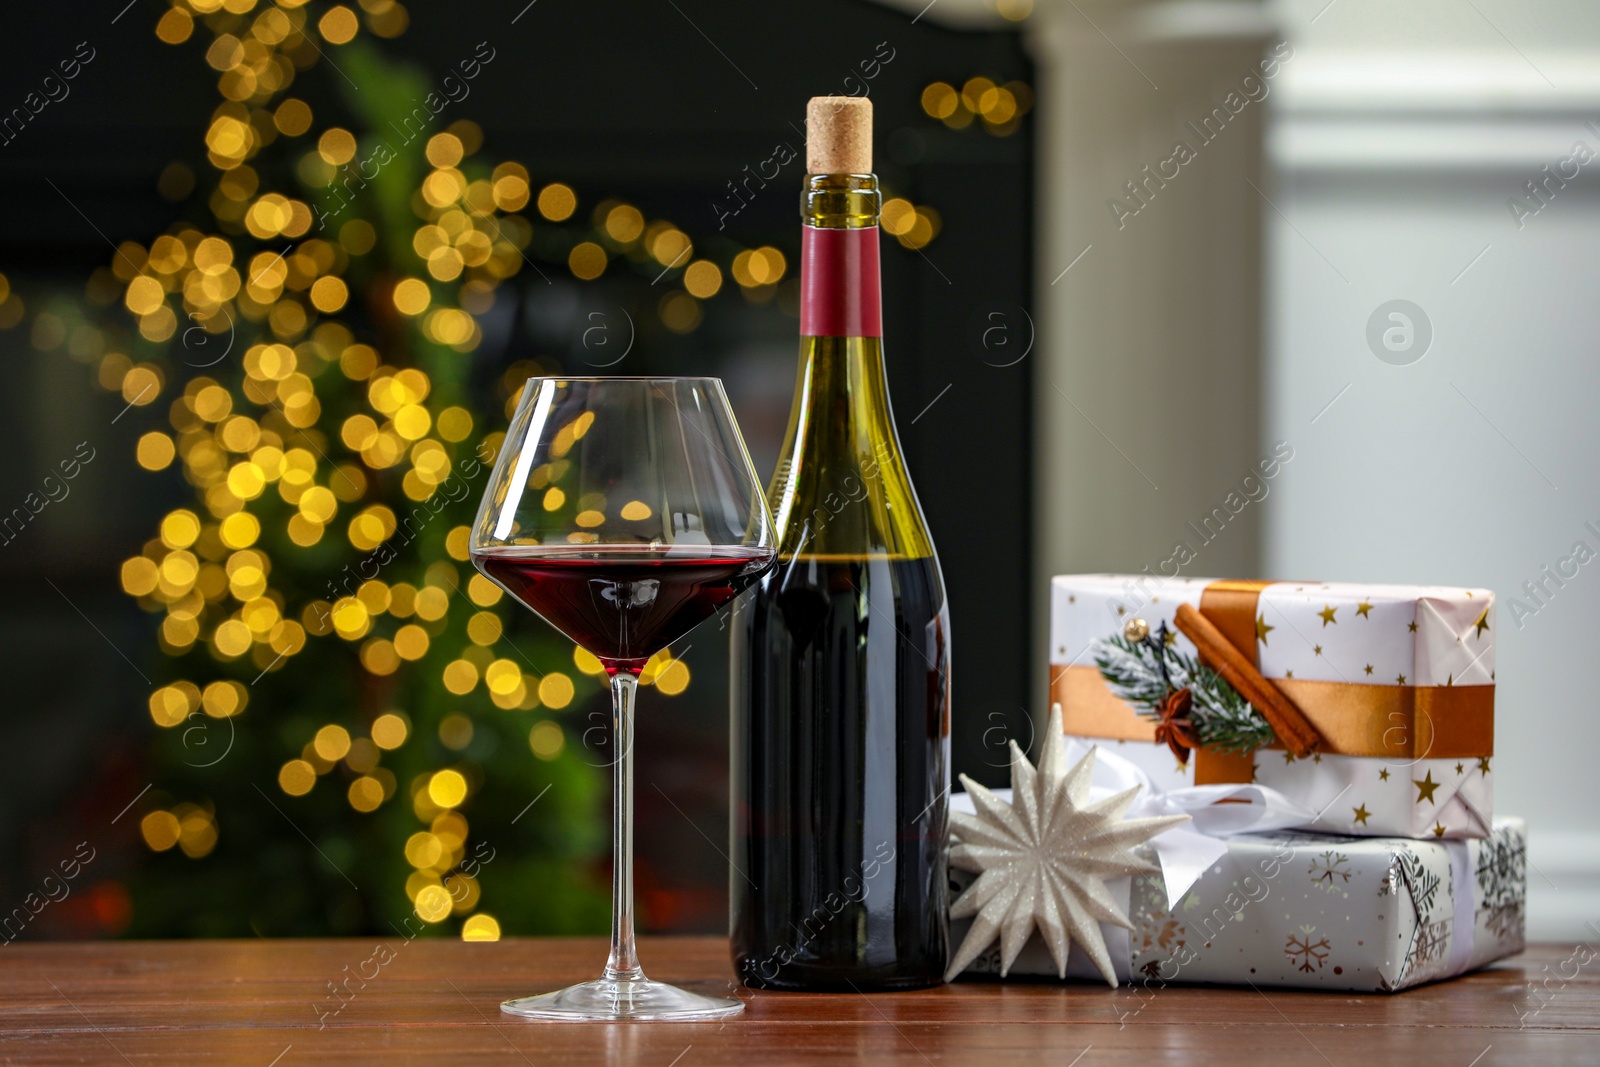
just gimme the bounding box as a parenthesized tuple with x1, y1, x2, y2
(1123, 617, 1150, 643)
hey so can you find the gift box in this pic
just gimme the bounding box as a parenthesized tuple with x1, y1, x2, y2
(1050, 575, 1495, 838)
(953, 817, 1526, 992)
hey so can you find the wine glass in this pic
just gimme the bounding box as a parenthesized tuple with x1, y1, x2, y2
(471, 377, 775, 1021)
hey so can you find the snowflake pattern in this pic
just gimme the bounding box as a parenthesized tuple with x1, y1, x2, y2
(1402, 917, 1453, 983)
(1476, 828, 1528, 946)
(1476, 832, 1526, 909)
(1140, 918, 1188, 957)
(1385, 849, 1441, 916)
(1307, 850, 1351, 891)
(1285, 927, 1331, 973)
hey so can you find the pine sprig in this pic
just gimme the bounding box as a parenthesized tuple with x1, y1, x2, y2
(1093, 634, 1275, 754)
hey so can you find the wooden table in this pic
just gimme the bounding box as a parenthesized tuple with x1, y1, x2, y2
(0, 938, 1591, 1064)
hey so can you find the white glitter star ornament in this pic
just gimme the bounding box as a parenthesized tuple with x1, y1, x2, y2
(945, 705, 1190, 986)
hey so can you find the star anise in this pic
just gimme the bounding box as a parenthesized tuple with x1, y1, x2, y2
(1153, 687, 1199, 764)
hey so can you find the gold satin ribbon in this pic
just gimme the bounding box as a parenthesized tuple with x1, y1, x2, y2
(1052, 665, 1493, 759)
(1199, 579, 1273, 670)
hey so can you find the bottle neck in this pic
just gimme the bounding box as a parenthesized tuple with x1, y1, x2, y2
(769, 173, 932, 560)
(800, 173, 882, 341)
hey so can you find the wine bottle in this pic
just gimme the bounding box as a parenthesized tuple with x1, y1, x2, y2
(730, 96, 950, 991)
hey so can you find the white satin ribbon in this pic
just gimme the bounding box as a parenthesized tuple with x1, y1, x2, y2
(951, 742, 1318, 910)
(1444, 840, 1476, 978)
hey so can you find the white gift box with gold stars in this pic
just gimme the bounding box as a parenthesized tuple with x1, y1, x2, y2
(1049, 575, 1495, 839)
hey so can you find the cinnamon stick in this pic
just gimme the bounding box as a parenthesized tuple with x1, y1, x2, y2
(1174, 602, 1322, 758)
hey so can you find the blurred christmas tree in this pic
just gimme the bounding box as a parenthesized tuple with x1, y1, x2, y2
(50, 0, 746, 939)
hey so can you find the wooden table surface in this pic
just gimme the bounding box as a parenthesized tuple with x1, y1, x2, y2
(0, 938, 1592, 1065)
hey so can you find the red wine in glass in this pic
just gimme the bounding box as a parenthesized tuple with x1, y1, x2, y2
(471, 376, 774, 1021)
(473, 544, 774, 674)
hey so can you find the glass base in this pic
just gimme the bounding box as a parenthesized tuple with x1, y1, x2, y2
(501, 977, 745, 1022)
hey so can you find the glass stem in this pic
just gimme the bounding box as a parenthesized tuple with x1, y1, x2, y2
(603, 671, 643, 983)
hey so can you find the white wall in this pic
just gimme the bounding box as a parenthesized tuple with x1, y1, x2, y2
(1266, 0, 1600, 939)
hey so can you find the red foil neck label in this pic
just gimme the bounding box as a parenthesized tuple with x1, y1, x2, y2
(800, 225, 882, 338)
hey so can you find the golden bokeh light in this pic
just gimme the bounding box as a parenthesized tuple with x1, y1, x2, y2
(528, 720, 564, 760)
(461, 914, 501, 941)
(684, 260, 722, 299)
(881, 198, 916, 236)
(141, 811, 182, 851)
(348, 776, 384, 812)
(405, 831, 443, 868)
(466, 574, 501, 606)
(318, 5, 360, 45)
(392, 278, 431, 315)
(425, 133, 464, 168)
(655, 658, 691, 696)
(537, 672, 574, 710)
(442, 658, 479, 695)
(314, 724, 352, 761)
(537, 183, 576, 222)
(649, 227, 691, 268)
(658, 291, 701, 333)
(466, 611, 501, 646)
(156, 7, 194, 44)
(393, 623, 430, 660)
(414, 884, 453, 923)
(310, 276, 348, 313)
(573, 646, 604, 676)
(483, 658, 521, 696)
(604, 204, 644, 243)
(372, 712, 409, 750)
(274, 98, 312, 136)
(921, 81, 959, 120)
(278, 759, 316, 796)
(567, 241, 606, 281)
(427, 769, 468, 808)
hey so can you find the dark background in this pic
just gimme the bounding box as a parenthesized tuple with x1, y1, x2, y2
(0, 0, 1032, 935)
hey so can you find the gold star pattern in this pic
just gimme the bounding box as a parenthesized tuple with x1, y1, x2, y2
(1255, 614, 1273, 645)
(1396, 674, 1407, 685)
(1163, 630, 1177, 648)
(1116, 605, 1126, 616)
(1284, 669, 1294, 679)
(1352, 804, 1371, 825)
(1455, 762, 1464, 775)
(1477, 756, 1492, 774)
(1413, 771, 1440, 805)
(1408, 621, 1418, 633)
(1312, 753, 1322, 763)
(1282, 751, 1296, 764)
(1318, 604, 1338, 627)
(1314, 644, 1323, 656)
(1355, 600, 1373, 618)
(1433, 823, 1447, 838)
(1379, 768, 1391, 781)
(1068, 595, 1076, 604)
(1363, 664, 1374, 676)
(1474, 608, 1490, 639)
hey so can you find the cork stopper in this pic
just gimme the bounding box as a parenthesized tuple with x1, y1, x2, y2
(806, 96, 872, 174)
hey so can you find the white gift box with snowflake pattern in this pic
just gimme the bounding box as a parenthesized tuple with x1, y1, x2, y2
(955, 817, 1526, 992)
